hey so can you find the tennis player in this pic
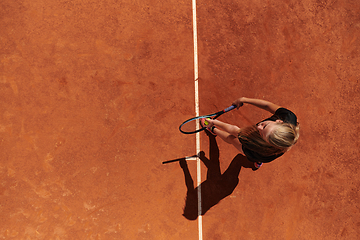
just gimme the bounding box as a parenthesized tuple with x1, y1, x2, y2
(201, 97, 299, 169)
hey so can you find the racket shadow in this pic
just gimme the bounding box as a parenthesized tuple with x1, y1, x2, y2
(162, 155, 197, 165)
(180, 133, 255, 221)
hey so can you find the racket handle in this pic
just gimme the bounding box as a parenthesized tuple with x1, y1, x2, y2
(224, 105, 236, 112)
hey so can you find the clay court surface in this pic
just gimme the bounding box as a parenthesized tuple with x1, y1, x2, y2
(1, 0, 360, 239)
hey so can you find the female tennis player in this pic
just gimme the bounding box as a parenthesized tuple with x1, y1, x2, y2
(201, 97, 299, 169)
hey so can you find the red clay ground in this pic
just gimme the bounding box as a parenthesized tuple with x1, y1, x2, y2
(1, 0, 359, 239)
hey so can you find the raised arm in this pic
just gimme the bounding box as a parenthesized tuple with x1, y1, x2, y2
(232, 97, 281, 114)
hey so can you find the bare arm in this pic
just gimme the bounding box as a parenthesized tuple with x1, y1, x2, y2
(233, 97, 281, 114)
(212, 127, 244, 154)
(205, 119, 240, 136)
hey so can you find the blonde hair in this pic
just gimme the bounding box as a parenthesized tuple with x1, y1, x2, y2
(268, 122, 300, 148)
(238, 122, 300, 157)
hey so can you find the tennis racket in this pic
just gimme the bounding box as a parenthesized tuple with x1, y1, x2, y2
(179, 105, 236, 134)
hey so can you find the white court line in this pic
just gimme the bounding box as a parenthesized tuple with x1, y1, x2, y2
(185, 156, 198, 161)
(192, 0, 203, 239)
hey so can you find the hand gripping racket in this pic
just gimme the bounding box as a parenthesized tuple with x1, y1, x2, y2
(179, 105, 236, 134)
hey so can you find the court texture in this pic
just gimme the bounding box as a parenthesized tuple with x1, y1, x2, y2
(1, 0, 360, 239)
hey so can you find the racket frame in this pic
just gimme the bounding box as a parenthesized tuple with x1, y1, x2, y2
(179, 105, 236, 134)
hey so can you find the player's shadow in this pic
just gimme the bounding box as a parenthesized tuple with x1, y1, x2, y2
(180, 132, 255, 220)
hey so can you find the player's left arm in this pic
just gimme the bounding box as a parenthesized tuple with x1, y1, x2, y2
(205, 119, 240, 136)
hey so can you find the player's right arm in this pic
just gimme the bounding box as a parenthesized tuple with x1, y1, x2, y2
(232, 97, 281, 114)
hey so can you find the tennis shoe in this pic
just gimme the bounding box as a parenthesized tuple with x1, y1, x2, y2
(254, 162, 263, 169)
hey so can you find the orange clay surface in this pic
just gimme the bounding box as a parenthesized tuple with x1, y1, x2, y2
(1, 0, 360, 239)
